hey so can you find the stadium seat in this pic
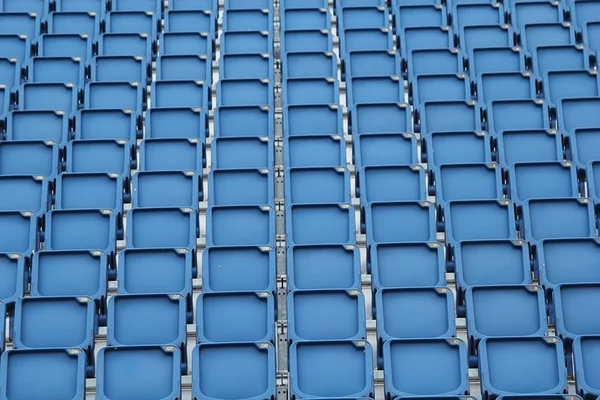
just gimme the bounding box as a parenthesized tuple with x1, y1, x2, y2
(460, 25, 513, 54)
(571, 129, 600, 170)
(511, 0, 563, 30)
(283, 0, 328, 7)
(281, 8, 331, 31)
(424, 131, 493, 168)
(0, 348, 86, 400)
(224, 0, 272, 9)
(587, 161, 600, 203)
(348, 76, 403, 105)
(90, 55, 148, 84)
(192, 342, 276, 400)
(468, 47, 524, 82)
(497, 129, 563, 166)
(126, 207, 197, 249)
(453, 3, 504, 29)
(98, 33, 153, 62)
(478, 337, 567, 399)
(408, 48, 463, 79)
(145, 107, 206, 140)
(286, 203, 355, 245)
(410, 73, 470, 106)
(0, 57, 19, 89)
(399, 26, 452, 59)
(487, 99, 549, 134)
(207, 205, 275, 246)
(341, 27, 394, 55)
(66, 139, 132, 179)
(6, 110, 68, 147)
(75, 108, 138, 143)
(354, 133, 418, 168)
(28, 56, 84, 87)
(111, 0, 162, 14)
(55, 0, 104, 13)
(212, 136, 274, 169)
(365, 201, 436, 243)
(37, 33, 91, 60)
(151, 80, 208, 108)
(350, 103, 411, 135)
(208, 169, 274, 206)
(0, 12, 39, 37)
(0, 34, 30, 61)
(55, 173, 123, 216)
(164, 10, 215, 35)
(508, 162, 578, 203)
(573, 335, 600, 400)
(215, 105, 273, 138)
(544, 70, 600, 105)
(433, 163, 504, 205)
(196, 291, 275, 343)
(287, 244, 361, 290)
(223, 9, 273, 31)
(370, 242, 445, 289)
(1, 0, 49, 14)
(18, 82, 78, 115)
(534, 45, 590, 77)
(395, 5, 447, 29)
(289, 340, 374, 399)
(583, 21, 600, 50)
(282, 29, 333, 53)
(444, 200, 517, 245)
(47, 11, 98, 36)
(344, 49, 400, 79)
(202, 245, 275, 292)
(0, 253, 25, 305)
(0, 211, 38, 255)
(284, 135, 346, 168)
(359, 165, 426, 203)
(220, 31, 273, 54)
(157, 54, 211, 82)
(133, 171, 201, 209)
(285, 167, 350, 204)
(106, 11, 158, 39)
(571, 0, 600, 30)
(559, 98, 600, 133)
(522, 198, 596, 244)
(521, 22, 574, 55)
(220, 53, 273, 80)
(139, 138, 204, 172)
(476, 72, 536, 105)
(0, 140, 59, 178)
(85, 81, 145, 114)
(97, 346, 182, 400)
(168, 0, 217, 11)
(283, 77, 338, 105)
(159, 32, 211, 55)
(339, 6, 388, 30)
(284, 104, 343, 136)
(417, 100, 481, 136)
(288, 289, 366, 341)
(217, 78, 273, 106)
(383, 338, 469, 398)
(284, 51, 336, 79)
(553, 283, 600, 341)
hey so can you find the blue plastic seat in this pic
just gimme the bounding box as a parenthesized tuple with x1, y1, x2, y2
(0, 84, 9, 118)
(424, 131, 492, 168)
(111, 0, 162, 14)
(338, 0, 384, 6)
(508, 162, 578, 204)
(146, 107, 206, 140)
(1, 0, 49, 13)
(215, 105, 273, 138)
(90, 55, 148, 84)
(496, 395, 581, 400)
(6, 110, 69, 146)
(151, 80, 208, 109)
(466, 285, 546, 354)
(288, 290, 365, 342)
(584, 21, 600, 51)
(408, 48, 463, 80)
(376, 287, 455, 341)
(468, 47, 524, 82)
(417, 100, 481, 136)
(487, 99, 549, 134)
(289, 340, 374, 399)
(282, 8, 331, 31)
(478, 337, 567, 400)
(339, 6, 388, 30)
(559, 98, 600, 134)
(0, 348, 86, 400)
(56, 0, 104, 13)
(0, 211, 38, 255)
(285, 167, 350, 204)
(0, 12, 39, 37)
(221, 31, 273, 54)
(284, 104, 342, 136)
(359, 165, 426, 204)
(283, 0, 328, 7)
(444, 200, 517, 244)
(208, 169, 273, 206)
(28, 56, 84, 86)
(523, 198, 596, 244)
(207, 205, 275, 246)
(477, 72, 536, 105)
(75, 108, 138, 143)
(345, 49, 400, 79)
(571, 0, 600, 30)
(0, 140, 59, 178)
(544, 70, 599, 105)
(168, 0, 217, 10)
(220, 53, 273, 79)
(587, 161, 600, 203)
(0, 34, 30, 61)
(226, 0, 272, 10)
(537, 238, 600, 292)
(37, 33, 91, 60)
(283, 51, 336, 79)
(453, 3, 504, 29)
(139, 138, 204, 172)
(0, 253, 25, 305)
(286, 203, 355, 245)
(159, 32, 210, 55)
(31, 250, 107, 307)
(196, 291, 275, 343)
(553, 283, 600, 342)
(0, 175, 47, 216)
(67, 139, 131, 178)
(283, 77, 338, 106)
(351, 103, 411, 135)
(85, 81, 145, 114)
(47, 11, 98, 36)
(287, 244, 360, 290)
(217, 79, 272, 106)
(521, 22, 574, 55)
(535, 45, 590, 77)
(282, 29, 333, 53)
(192, 342, 276, 400)
(202, 245, 275, 292)
(395, 5, 447, 29)
(164, 10, 215, 35)
(348, 76, 403, 106)
(98, 33, 152, 61)
(55, 173, 123, 215)
(573, 335, 600, 400)
(223, 9, 272, 31)
(97, 346, 181, 400)
(383, 338, 468, 398)
(433, 163, 503, 206)
(399, 26, 453, 59)
(127, 207, 197, 249)
(355, 133, 418, 168)
(0, 58, 19, 89)
(284, 135, 346, 168)
(511, 0, 563, 30)
(497, 129, 562, 166)
(370, 242, 445, 289)
(460, 25, 513, 54)
(410, 74, 470, 106)
(18, 82, 77, 115)
(341, 27, 394, 55)
(157, 55, 211, 82)
(133, 171, 200, 209)
(212, 136, 273, 169)
(365, 201, 436, 243)
(106, 10, 158, 38)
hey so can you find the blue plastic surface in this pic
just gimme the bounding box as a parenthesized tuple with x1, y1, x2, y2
(28, 56, 84, 87)
(349, 76, 403, 105)
(98, 33, 153, 61)
(0, 140, 59, 178)
(0, 58, 19, 89)
(284, 51, 337, 78)
(0, 175, 48, 215)
(365, 201, 436, 243)
(417, 100, 481, 136)
(477, 72, 536, 105)
(207, 205, 275, 246)
(0, 253, 25, 305)
(434, 163, 503, 205)
(215, 105, 273, 138)
(48, 11, 98, 36)
(126, 207, 197, 249)
(67, 139, 131, 179)
(133, 171, 201, 208)
(75, 108, 138, 143)
(159, 32, 211, 55)
(359, 165, 426, 204)
(284, 104, 343, 136)
(157, 55, 211, 82)
(559, 98, 600, 134)
(573, 335, 600, 400)
(139, 138, 204, 172)
(286, 203, 355, 245)
(0, 211, 38, 255)
(284, 135, 346, 168)
(221, 31, 273, 54)
(282, 8, 331, 31)
(220, 53, 273, 80)
(208, 169, 274, 206)
(91, 55, 148, 84)
(508, 162, 578, 204)
(408, 48, 463, 79)
(497, 129, 563, 166)
(45, 209, 116, 255)
(444, 200, 517, 245)
(18, 82, 78, 115)
(212, 136, 273, 169)
(0, 12, 39, 38)
(425, 131, 492, 168)
(286, 167, 350, 204)
(164, 10, 215, 35)
(355, 133, 418, 168)
(553, 283, 600, 341)
(56, 173, 123, 212)
(411, 73, 470, 106)
(351, 103, 411, 135)
(37, 34, 91, 60)
(84, 81, 145, 114)
(341, 27, 393, 55)
(223, 9, 272, 31)
(0, 34, 31, 61)
(218, 78, 273, 106)
(487, 99, 549, 134)
(521, 22, 574, 55)
(282, 29, 333, 53)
